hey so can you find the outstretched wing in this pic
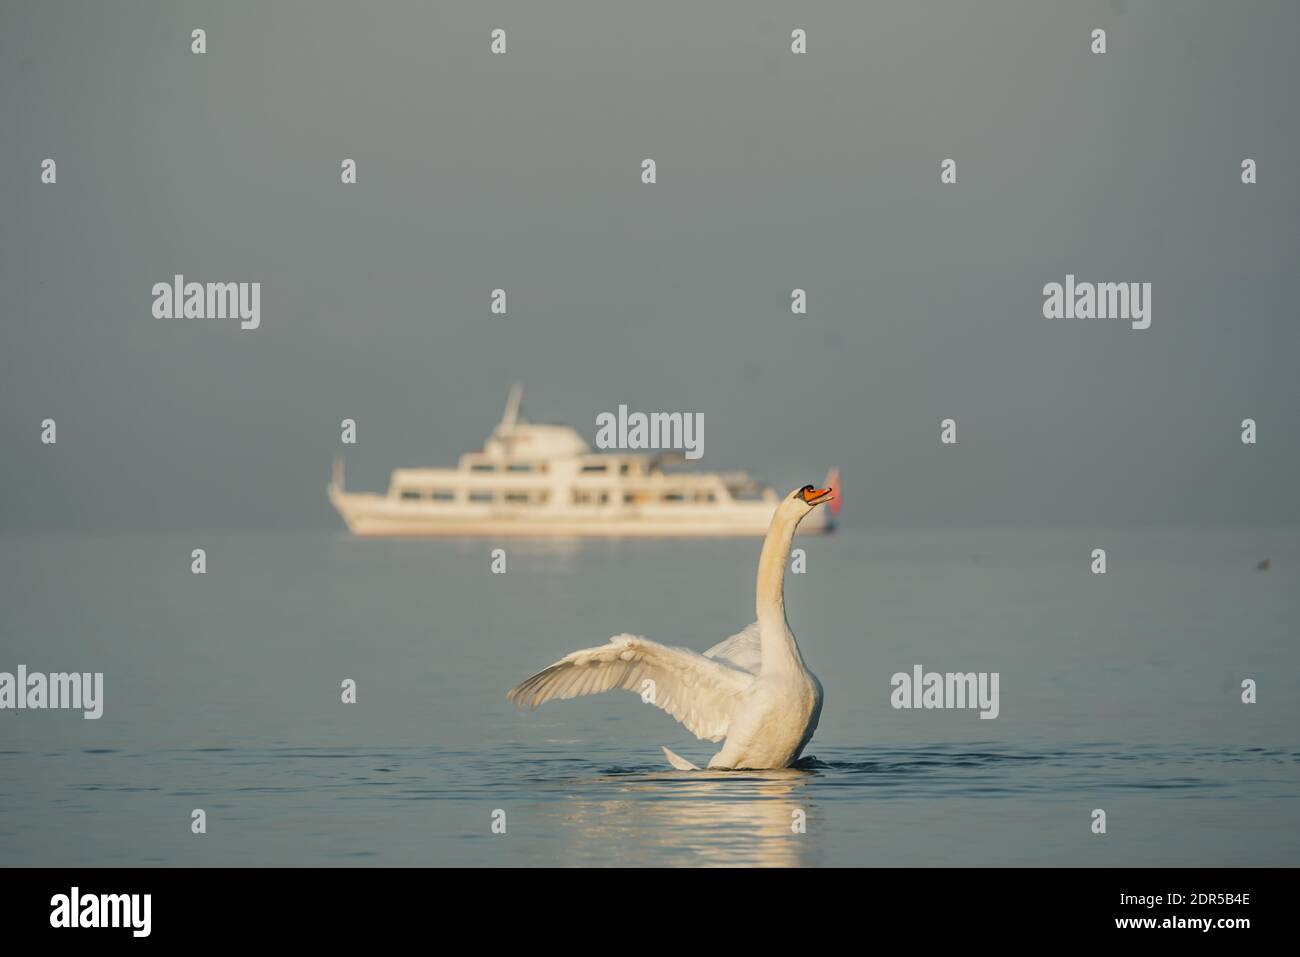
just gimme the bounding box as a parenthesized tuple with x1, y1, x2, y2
(703, 622, 763, 675)
(507, 633, 754, 742)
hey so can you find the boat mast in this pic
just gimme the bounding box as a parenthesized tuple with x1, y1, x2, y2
(501, 383, 523, 430)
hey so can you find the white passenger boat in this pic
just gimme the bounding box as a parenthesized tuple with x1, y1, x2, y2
(328, 387, 838, 538)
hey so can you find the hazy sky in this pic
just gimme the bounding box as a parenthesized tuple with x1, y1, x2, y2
(2, 0, 1297, 531)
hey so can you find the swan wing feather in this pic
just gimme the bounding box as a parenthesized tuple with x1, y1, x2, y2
(702, 621, 763, 675)
(507, 633, 753, 742)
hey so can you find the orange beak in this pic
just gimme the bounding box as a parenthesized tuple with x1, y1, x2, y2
(801, 486, 833, 505)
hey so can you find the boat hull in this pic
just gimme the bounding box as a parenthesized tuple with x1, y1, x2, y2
(329, 488, 832, 538)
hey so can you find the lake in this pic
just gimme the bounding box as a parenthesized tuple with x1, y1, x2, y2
(1, 527, 1296, 866)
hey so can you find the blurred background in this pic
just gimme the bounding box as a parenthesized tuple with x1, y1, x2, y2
(2, 0, 1297, 534)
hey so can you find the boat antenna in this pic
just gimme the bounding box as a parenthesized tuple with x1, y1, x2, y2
(501, 383, 524, 430)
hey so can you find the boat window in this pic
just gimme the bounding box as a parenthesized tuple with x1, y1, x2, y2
(580, 463, 607, 473)
(506, 463, 532, 473)
(504, 491, 530, 504)
(469, 490, 495, 502)
(695, 491, 716, 503)
(470, 463, 496, 473)
(400, 490, 423, 501)
(572, 490, 608, 505)
(664, 492, 686, 503)
(431, 490, 455, 501)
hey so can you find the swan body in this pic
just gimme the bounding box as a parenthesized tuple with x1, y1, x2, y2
(507, 484, 832, 770)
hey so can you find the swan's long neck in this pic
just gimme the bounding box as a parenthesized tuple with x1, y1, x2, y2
(756, 505, 805, 675)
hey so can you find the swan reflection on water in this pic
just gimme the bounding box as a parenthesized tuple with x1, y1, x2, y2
(531, 764, 820, 867)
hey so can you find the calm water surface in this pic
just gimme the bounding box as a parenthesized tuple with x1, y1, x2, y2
(1, 528, 1297, 866)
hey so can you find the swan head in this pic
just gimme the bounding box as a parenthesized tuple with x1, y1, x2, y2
(786, 484, 834, 516)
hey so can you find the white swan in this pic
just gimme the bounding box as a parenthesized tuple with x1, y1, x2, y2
(507, 484, 832, 770)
